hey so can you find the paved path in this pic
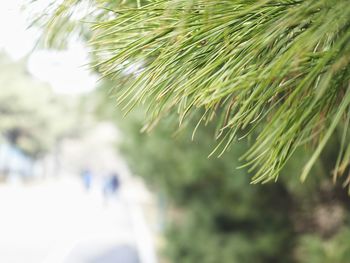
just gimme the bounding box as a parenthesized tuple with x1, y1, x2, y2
(0, 177, 140, 263)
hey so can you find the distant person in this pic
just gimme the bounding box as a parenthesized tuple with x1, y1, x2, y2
(110, 173, 120, 193)
(81, 169, 93, 191)
(103, 172, 120, 200)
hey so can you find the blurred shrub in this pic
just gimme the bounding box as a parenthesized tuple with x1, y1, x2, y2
(94, 82, 350, 263)
(296, 228, 350, 263)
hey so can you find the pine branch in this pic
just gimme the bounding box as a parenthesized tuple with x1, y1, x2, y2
(36, 0, 350, 185)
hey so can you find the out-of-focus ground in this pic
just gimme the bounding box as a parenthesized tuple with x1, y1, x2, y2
(0, 175, 157, 263)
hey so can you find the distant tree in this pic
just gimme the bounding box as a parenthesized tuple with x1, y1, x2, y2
(0, 53, 76, 156)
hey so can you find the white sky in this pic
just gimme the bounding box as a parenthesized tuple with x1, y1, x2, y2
(0, 0, 98, 94)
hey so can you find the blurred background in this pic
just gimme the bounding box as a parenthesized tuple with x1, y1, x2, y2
(0, 1, 157, 263)
(0, 1, 349, 263)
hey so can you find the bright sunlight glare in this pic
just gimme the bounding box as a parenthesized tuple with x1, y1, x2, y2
(0, 0, 97, 94)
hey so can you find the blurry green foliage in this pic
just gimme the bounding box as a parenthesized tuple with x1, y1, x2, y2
(94, 81, 350, 263)
(120, 112, 350, 263)
(296, 229, 350, 263)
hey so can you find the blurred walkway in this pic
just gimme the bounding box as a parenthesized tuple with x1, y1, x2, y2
(0, 177, 150, 263)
